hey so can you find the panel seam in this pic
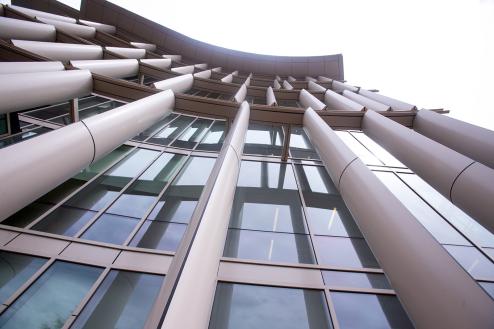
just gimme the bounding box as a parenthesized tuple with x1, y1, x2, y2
(449, 161, 476, 201)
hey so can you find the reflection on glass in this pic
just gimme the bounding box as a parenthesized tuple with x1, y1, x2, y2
(479, 282, 494, 299)
(224, 229, 315, 264)
(0, 126, 51, 149)
(289, 126, 320, 159)
(335, 131, 382, 165)
(172, 118, 212, 149)
(375, 171, 470, 246)
(72, 270, 163, 329)
(132, 114, 177, 141)
(2, 146, 133, 229)
(130, 221, 187, 251)
(210, 283, 332, 329)
(81, 214, 139, 245)
(33, 206, 97, 236)
(332, 292, 413, 329)
(65, 149, 158, 211)
(196, 121, 227, 151)
(244, 123, 284, 156)
(399, 173, 494, 248)
(295, 165, 362, 238)
(237, 161, 297, 189)
(350, 132, 404, 167)
(444, 245, 494, 280)
(322, 271, 390, 289)
(145, 156, 214, 224)
(313, 236, 379, 268)
(105, 153, 185, 219)
(0, 252, 47, 303)
(0, 261, 102, 329)
(148, 115, 195, 145)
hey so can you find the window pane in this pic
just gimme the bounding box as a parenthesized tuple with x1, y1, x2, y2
(289, 126, 320, 160)
(132, 114, 177, 141)
(224, 229, 315, 264)
(209, 283, 333, 329)
(72, 270, 163, 329)
(105, 153, 186, 219)
(0, 252, 47, 303)
(444, 245, 494, 280)
(244, 123, 284, 156)
(81, 214, 139, 245)
(479, 282, 494, 299)
(32, 207, 97, 236)
(350, 132, 404, 167)
(0, 262, 102, 329)
(313, 236, 379, 268)
(237, 161, 297, 189)
(399, 173, 494, 248)
(196, 121, 227, 151)
(322, 271, 391, 289)
(332, 292, 413, 329)
(129, 221, 187, 251)
(171, 118, 212, 149)
(375, 171, 470, 246)
(335, 131, 382, 166)
(148, 115, 195, 145)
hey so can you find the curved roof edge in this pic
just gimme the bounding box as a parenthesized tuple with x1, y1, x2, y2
(11, 0, 344, 79)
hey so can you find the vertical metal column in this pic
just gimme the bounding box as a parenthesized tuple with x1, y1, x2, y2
(303, 107, 494, 329)
(156, 102, 250, 329)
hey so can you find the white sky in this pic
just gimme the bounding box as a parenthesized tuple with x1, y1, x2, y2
(5, 0, 494, 130)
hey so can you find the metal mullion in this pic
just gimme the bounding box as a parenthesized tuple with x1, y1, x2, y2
(72, 148, 167, 239)
(394, 172, 494, 264)
(220, 257, 385, 274)
(0, 257, 56, 314)
(165, 117, 198, 147)
(289, 161, 321, 267)
(122, 151, 194, 246)
(141, 114, 182, 143)
(190, 119, 216, 151)
(324, 288, 341, 329)
(24, 146, 138, 230)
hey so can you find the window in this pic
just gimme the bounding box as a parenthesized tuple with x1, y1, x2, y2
(0, 252, 47, 303)
(0, 261, 102, 329)
(332, 292, 413, 329)
(289, 126, 320, 160)
(209, 283, 333, 329)
(71, 270, 164, 329)
(244, 123, 284, 156)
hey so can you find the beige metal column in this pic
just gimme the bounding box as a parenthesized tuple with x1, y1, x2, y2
(0, 91, 175, 220)
(234, 83, 247, 103)
(359, 88, 416, 111)
(332, 80, 359, 93)
(299, 89, 325, 111)
(152, 74, 194, 93)
(324, 89, 364, 111)
(363, 110, 494, 234)
(273, 79, 281, 89)
(342, 90, 390, 112)
(160, 102, 250, 329)
(266, 86, 277, 106)
(414, 110, 494, 169)
(282, 80, 293, 90)
(304, 107, 494, 329)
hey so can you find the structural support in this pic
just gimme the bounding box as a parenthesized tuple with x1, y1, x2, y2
(282, 80, 293, 90)
(359, 88, 416, 111)
(0, 61, 64, 74)
(324, 89, 364, 111)
(332, 80, 359, 93)
(159, 102, 250, 329)
(105, 47, 146, 59)
(69, 98, 79, 123)
(273, 79, 281, 89)
(414, 110, 494, 169)
(266, 86, 277, 106)
(140, 58, 172, 70)
(0, 70, 93, 114)
(36, 17, 96, 39)
(363, 110, 494, 234)
(70, 59, 138, 79)
(304, 107, 494, 329)
(0, 16, 56, 41)
(130, 42, 157, 51)
(0, 90, 175, 220)
(233, 83, 247, 103)
(299, 89, 326, 111)
(12, 40, 103, 61)
(194, 70, 212, 79)
(308, 80, 326, 93)
(220, 73, 233, 83)
(152, 74, 194, 93)
(342, 90, 390, 112)
(10, 4, 77, 23)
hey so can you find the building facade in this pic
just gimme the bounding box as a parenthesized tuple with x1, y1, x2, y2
(0, 1, 494, 328)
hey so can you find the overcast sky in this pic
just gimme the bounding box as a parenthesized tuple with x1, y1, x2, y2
(8, 0, 494, 130)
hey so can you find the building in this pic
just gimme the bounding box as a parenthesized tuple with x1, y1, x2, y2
(0, 1, 494, 328)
